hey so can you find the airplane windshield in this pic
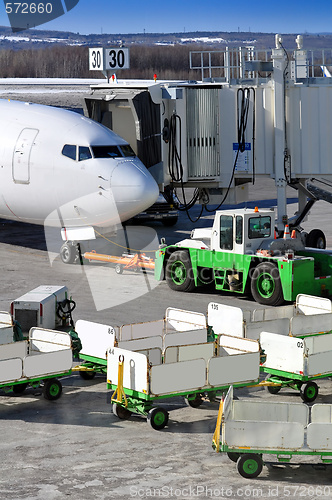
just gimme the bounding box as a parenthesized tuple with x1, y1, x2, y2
(119, 144, 136, 157)
(91, 146, 122, 158)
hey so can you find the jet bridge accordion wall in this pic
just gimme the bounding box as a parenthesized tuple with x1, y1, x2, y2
(185, 88, 220, 180)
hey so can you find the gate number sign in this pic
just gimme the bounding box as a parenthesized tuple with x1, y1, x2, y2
(89, 48, 130, 71)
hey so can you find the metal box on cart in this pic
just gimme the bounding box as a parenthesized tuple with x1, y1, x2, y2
(11, 285, 69, 333)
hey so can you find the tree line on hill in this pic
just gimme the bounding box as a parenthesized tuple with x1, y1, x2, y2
(1, 38, 331, 80)
(0, 45, 204, 79)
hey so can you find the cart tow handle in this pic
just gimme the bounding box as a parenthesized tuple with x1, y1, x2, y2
(111, 355, 128, 408)
(212, 395, 224, 453)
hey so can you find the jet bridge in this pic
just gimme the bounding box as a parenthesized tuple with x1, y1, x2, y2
(84, 35, 332, 230)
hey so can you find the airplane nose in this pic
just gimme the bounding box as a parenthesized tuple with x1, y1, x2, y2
(110, 159, 159, 221)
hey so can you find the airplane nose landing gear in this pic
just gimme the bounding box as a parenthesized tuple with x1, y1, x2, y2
(60, 241, 80, 264)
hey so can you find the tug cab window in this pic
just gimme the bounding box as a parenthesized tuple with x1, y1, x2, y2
(235, 216, 243, 244)
(248, 216, 271, 239)
(62, 144, 76, 160)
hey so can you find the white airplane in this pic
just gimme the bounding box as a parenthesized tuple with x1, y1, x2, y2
(0, 99, 159, 261)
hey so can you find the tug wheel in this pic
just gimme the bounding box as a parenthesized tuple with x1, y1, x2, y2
(165, 250, 195, 292)
(251, 262, 284, 306)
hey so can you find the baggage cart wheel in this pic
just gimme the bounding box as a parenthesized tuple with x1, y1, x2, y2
(79, 369, 96, 380)
(147, 407, 169, 430)
(184, 394, 203, 408)
(43, 379, 62, 401)
(265, 374, 281, 394)
(12, 383, 28, 395)
(115, 264, 123, 275)
(267, 385, 281, 394)
(112, 403, 132, 420)
(237, 453, 263, 479)
(300, 381, 319, 403)
(227, 452, 241, 463)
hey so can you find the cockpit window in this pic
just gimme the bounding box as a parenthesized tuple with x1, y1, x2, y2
(62, 144, 76, 160)
(91, 146, 122, 158)
(79, 146, 92, 161)
(119, 144, 136, 157)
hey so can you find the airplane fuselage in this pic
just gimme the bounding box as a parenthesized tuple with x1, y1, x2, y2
(0, 100, 159, 233)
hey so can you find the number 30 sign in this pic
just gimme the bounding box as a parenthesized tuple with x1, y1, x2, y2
(89, 48, 130, 71)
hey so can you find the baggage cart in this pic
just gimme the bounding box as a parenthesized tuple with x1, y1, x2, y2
(107, 334, 260, 430)
(213, 386, 332, 478)
(0, 324, 73, 400)
(260, 330, 332, 402)
(75, 319, 117, 379)
(208, 294, 332, 341)
(208, 294, 332, 401)
(75, 308, 208, 378)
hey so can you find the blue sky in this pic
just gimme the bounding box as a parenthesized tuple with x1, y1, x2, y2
(0, 0, 331, 35)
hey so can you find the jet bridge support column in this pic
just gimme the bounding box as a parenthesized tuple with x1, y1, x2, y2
(272, 36, 288, 229)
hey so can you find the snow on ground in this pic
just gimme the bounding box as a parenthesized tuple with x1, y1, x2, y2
(0, 78, 106, 85)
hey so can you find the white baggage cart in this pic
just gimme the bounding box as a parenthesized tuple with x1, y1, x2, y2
(208, 294, 332, 401)
(75, 319, 117, 379)
(0, 313, 73, 400)
(260, 330, 332, 401)
(208, 294, 332, 340)
(107, 334, 260, 430)
(75, 307, 210, 379)
(213, 386, 332, 478)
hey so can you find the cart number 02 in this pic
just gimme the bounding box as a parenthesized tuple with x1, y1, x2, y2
(297, 341, 303, 348)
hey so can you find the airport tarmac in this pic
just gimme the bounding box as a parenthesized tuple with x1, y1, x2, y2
(2, 201, 332, 500)
(1, 87, 332, 499)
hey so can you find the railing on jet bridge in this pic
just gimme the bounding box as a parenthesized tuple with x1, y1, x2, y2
(189, 47, 272, 82)
(189, 46, 332, 83)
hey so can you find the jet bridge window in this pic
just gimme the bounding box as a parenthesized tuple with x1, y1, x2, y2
(248, 216, 271, 239)
(91, 146, 122, 158)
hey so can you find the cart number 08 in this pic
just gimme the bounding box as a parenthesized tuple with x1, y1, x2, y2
(297, 341, 303, 348)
